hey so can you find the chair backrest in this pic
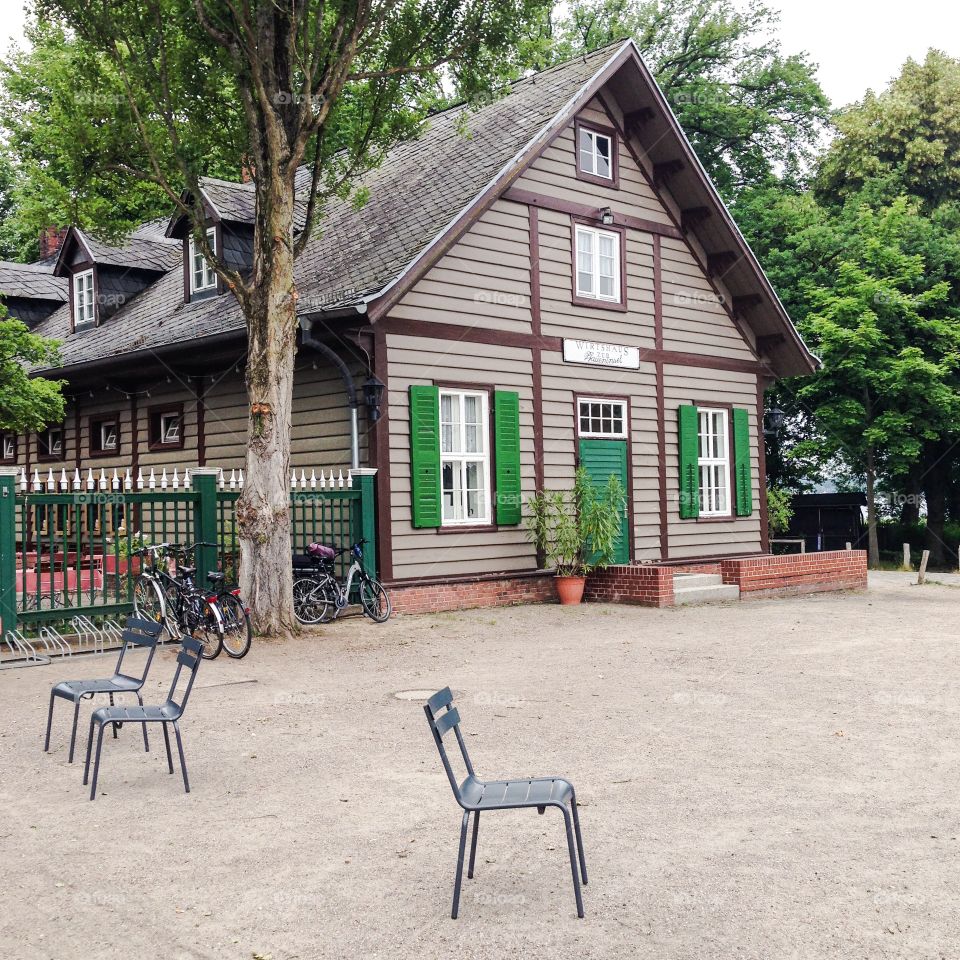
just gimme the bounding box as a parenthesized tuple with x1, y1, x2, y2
(164, 636, 204, 716)
(424, 687, 475, 802)
(113, 616, 164, 683)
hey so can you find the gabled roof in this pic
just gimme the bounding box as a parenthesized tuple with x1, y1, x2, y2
(29, 39, 816, 377)
(0, 261, 67, 302)
(52, 223, 179, 276)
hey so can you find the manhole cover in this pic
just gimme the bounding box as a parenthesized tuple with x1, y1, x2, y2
(393, 689, 439, 701)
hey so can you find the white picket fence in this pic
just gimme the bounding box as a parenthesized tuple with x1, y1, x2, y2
(18, 465, 355, 493)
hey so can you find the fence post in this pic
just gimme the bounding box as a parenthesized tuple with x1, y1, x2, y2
(191, 468, 220, 587)
(352, 468, 378, 579)
(0, 466, 17, 635)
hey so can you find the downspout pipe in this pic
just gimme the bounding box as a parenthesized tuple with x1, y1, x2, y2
(299, 320, 361, 471)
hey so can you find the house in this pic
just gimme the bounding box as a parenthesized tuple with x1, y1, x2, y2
(1, 40, 854, 612)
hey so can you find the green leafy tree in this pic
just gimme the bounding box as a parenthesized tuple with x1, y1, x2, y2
(16, 0, 549, 637)
(524, 0, 829, 197)
(790, 199, 960, 566)
(0, 313, 65, 431)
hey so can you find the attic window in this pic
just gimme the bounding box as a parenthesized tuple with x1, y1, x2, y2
(189, 228, 217, 294)
(576, 122, 616, 184)
(73, 269, 95, 329)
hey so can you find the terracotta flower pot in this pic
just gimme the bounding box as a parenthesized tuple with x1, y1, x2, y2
(555, 575, 586, 605)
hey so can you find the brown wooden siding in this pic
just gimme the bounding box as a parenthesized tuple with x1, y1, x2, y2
(385, 332, 537, 580)
(663, 364, 762, 558)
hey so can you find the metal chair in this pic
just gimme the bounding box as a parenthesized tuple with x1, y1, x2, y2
(423, 687, 588, 919)
(83, 636, 204, 801)
(44, 616, 163, 763)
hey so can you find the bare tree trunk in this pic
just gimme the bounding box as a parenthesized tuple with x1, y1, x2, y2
(236, 166, 299, 638)
(865, 444, 880, 568)
(900, 462, 922, 526)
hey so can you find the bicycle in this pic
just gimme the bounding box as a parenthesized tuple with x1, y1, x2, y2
(132, 543, 225, 659)
(193, 541, 253, 659)
(293, 540, 391, 624)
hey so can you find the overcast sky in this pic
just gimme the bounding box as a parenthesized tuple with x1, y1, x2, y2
(0, 0, 957, 109)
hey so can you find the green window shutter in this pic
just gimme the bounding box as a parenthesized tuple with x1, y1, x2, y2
(493, 390, 522, 525)
(409, 385, 441, 528)
(677, 404, 700, 519)
(732, 407, 753, 516)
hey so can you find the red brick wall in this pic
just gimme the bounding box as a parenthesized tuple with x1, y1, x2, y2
(721, 550, 867, 598)
(390, 573, 557, 615)
(584, 564, 675, 607)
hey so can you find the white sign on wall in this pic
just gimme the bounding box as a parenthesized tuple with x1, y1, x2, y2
(562, 338, 640, 369)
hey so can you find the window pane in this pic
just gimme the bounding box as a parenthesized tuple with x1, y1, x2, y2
(578, 128, 594, 174)
(578, 270, 594, 294)
(599, 275, 614, 298)
(442, 462, 457, 520)
(596, 136, 611, 177)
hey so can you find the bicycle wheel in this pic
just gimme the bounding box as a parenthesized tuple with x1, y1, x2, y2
(219, 592, 252, 659)
(189, 595, 224, 659)
(359, 577, 391, 623)
(133, 576, 165, 626)
(293, 577, 330, 625)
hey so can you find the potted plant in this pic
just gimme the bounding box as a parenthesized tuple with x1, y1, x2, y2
(525, 467, 626, 605)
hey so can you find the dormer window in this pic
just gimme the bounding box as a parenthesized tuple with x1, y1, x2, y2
(189, 228, 217, 295)
(73, 269, 95, 329)
(575, 120, 618, 187)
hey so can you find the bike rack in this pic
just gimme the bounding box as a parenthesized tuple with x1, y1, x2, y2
(37, 624, 72, 658)
(0, 629, 51, 669)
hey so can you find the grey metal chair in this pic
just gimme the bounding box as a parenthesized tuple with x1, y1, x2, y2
(83, 636, 204, 801)
(44, 616, 163, 763)
(423, 687, 588, 919)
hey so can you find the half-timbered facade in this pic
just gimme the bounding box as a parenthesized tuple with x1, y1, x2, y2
(0, 40, 817, 606)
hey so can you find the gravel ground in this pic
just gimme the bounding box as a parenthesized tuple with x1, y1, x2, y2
(1, 572, 958, 960)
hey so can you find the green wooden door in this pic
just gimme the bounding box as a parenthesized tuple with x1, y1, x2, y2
(578, 438, 630, 564)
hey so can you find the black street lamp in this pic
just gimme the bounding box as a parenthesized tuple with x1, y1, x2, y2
(363, 374, 386, 423)
(763, 405, 786, 438)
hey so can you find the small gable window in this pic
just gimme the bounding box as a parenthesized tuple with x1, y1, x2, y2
(575, 224, 621, 303)
(149, 406, 184, 450)
(91, 417, 119, 455)
(575, 121, 617, 186)
(38, 426, 64, 461)
(74, 269, 95, 329)
(1, 433, 15, 462)
(189, 228, 217, 295)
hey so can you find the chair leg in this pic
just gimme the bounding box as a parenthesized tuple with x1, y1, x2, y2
(43, 690, 56, 753)
(109, 693, 117, 738)
(162, 723, 174, 774)
(172, 721, 189, 793)
(82, 713, 96, 785)
(89, 722, 107, 801)
(136, 693, 149, 752)
(451, 809, 470, 919)
(468, 812, 480, 879)
(562, 808, 584, 918)
(570, 791, 587, 885)
(67, 700, 80, 764)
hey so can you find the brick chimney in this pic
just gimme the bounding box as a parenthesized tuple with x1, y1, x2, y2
(39, 226, 68, 260)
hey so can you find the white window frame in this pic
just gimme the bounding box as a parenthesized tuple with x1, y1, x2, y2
(578, 127, 613, 180)
(439, 388, 491, 527)
(189, 227, 218, 294)
(159, 412, 181, 445)
(575, 224, 621, 303)
(698, 407, 730, 517)
(578, 397, 628, 439)
(43, 427, 64, 458)
(99, 421, 118, 451)
(73, 269, 95, 328)
(1, 434, 14, 460)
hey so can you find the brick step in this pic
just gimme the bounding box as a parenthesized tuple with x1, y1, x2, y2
(673, 573, 740, 606)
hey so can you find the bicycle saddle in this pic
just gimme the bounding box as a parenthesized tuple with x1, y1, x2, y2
(178, 565, 197, 577)
(207, 571, 225, 583)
